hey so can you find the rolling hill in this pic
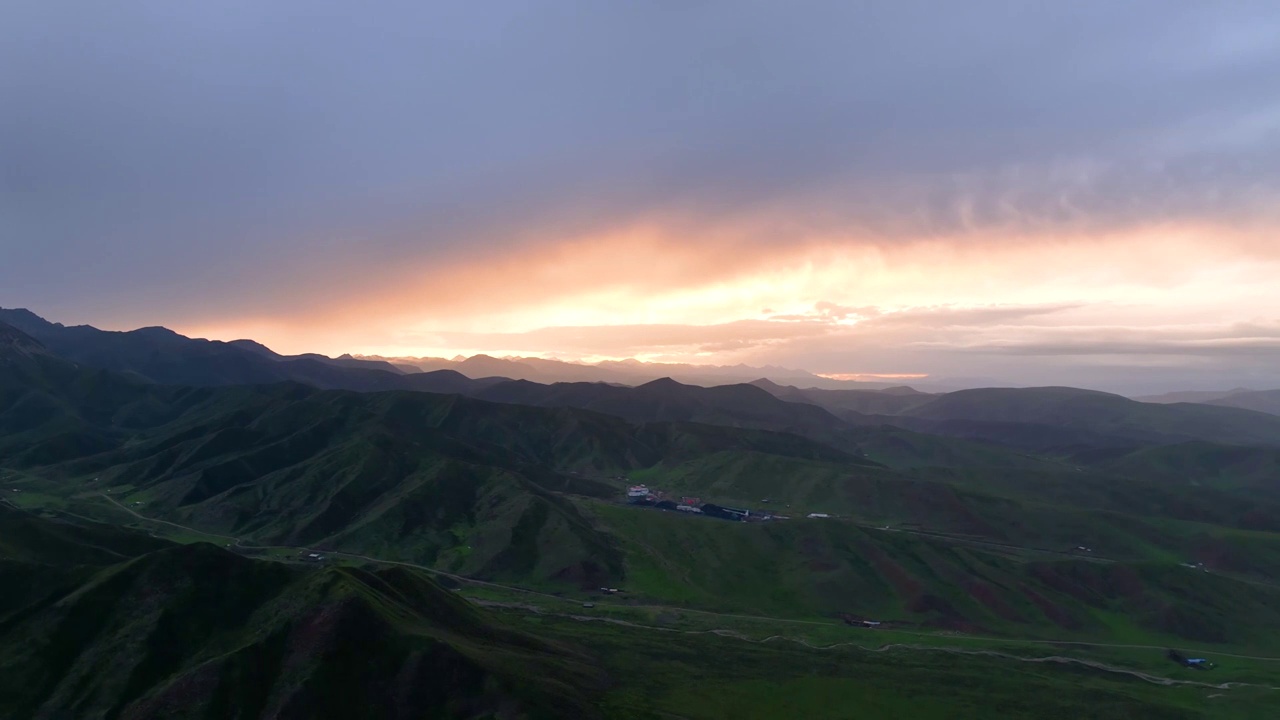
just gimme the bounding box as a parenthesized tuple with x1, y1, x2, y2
(1208, 389, 1280, 417)
(473, 377, 869, 449)
(2, 510, 1243, 720)
(751, 378, 937, 416)
(887, 386, 1280, 452)
(0, 506, 606, 719)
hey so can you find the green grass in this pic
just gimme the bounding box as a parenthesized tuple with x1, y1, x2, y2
(8, 343, 1280, 716)
(519, 607, 1278, 720)
(461, 583, 1280, 689)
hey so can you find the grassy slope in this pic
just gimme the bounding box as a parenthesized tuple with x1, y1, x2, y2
(0, 508, 606, 719)
(899, 386, 1280, 449)
(583, 501, 1280, 648)
(4, 506, 1272, 720)
(526, 608, 1265, 720)
(8, 363, 1280, 649)
(6, 344, 1280, 713)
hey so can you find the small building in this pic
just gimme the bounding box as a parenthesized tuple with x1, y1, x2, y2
(701, 504, 749, 521)
(807, 513, 831, 519)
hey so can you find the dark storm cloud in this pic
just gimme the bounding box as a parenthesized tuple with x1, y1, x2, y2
(3, 1, 1280, 326)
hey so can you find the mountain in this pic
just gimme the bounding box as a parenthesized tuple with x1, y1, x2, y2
(750, 378, 936, 416)
(756, 379, 1280, 454)
(1132, 387, 1280, 416)
(888, 386, 1280, 452)
(1208, 388, 1280, 416)
(0, 506, 605, 719)
(472, 377, 873, 450)
(1133, 388, 1250, 404)
(0, 309, 505, 393)
(357, 351, 907, 389)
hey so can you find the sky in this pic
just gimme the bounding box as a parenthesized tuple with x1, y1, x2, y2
(3, 1, 1280, 394)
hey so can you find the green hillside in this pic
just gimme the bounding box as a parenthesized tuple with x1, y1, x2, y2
(899, 387, 1280, 449)
(0, 506, 606, 719)
(5, 507, 1268, 719)
(6, 328, 1280, 716)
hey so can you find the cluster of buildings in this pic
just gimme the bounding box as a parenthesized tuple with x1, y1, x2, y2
(1166, 649, 1214, 669)
(624, 484, 792, 522)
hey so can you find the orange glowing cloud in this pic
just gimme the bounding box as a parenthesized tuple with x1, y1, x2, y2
(175, 214, 1280, 372)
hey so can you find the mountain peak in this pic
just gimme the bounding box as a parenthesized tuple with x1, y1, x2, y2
(0, 307, 59, 333)
(638, 376, 686, 392)
(133, 325, 180, 337)
(228, 339, 280, 358)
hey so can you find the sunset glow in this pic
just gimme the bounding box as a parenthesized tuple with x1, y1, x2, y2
(5, 2, 1280, 393)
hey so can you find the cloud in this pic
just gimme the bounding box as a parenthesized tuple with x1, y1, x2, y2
(358, 302, 1080, 361)
(955, 321, 1280, 357)
(5, 2, 1280, 392)
(856, 303, 1081, 329)
(397, 318, 841, 359)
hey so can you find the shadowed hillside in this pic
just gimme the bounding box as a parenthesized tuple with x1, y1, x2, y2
(0, 506, 606, 720)
(1209, 389, 1280, 416)
(472, 376, 873, 450)
(890, 387, 1280, 451)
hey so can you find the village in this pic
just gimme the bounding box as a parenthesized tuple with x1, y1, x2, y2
(623, 483, 835, 522)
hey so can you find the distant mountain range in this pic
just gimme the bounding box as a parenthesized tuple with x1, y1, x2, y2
(353, 352, 925, 390)
(0, 307, 510, 394)
(16, 308, 1279, 414)
(1136, 387, 1280, 416)
(6, 308, 1280, 457)
(0, 307, 932, 392)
